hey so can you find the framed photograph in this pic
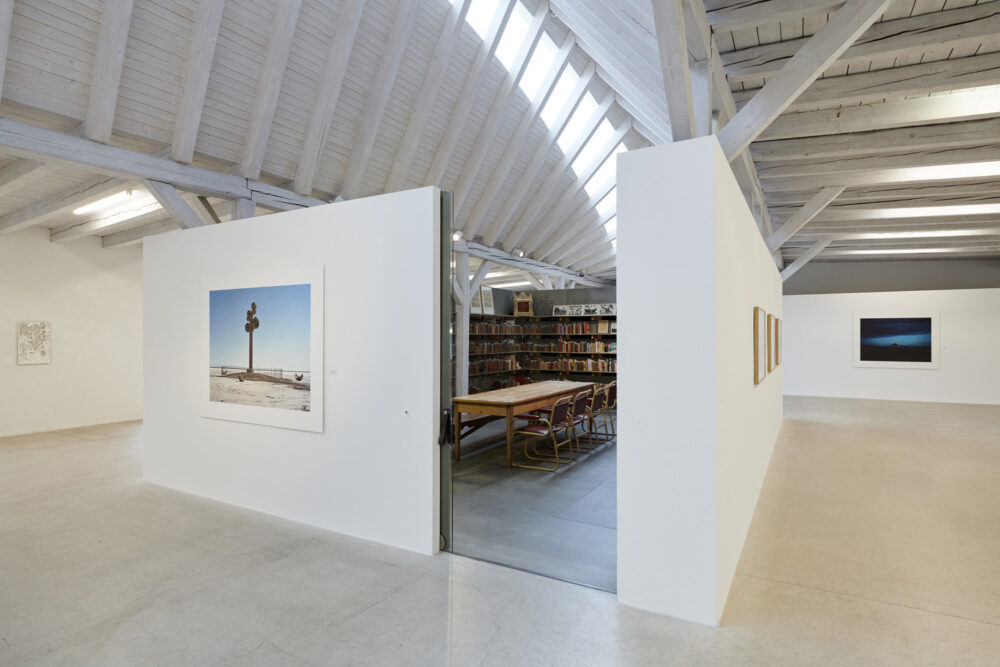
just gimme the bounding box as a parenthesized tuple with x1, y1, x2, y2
(767, 314, 775, 372)
(481, 286, 495, 315)
(552, 305, 568, 316)
(568, 305, 584, 316)
(583, 304, 599, 315)
(204, 266, 324, 432)
(853, 314, 939, 369)
(470, 287, 482, 315)
(599, 303, 616, 315)
(17, 321, 51, 365)
(753, 307, 768, 385)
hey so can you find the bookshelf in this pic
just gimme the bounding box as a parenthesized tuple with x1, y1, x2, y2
(467, 313, 617, 392)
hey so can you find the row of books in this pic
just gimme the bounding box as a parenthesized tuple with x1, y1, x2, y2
(522, 321, 617, 335)
(470, 322, 523, 335)
(524, 358, 617, 373)
(469, 340, 520, 354)
(470, 355, 521, 375)
(524, 340, 618, 353)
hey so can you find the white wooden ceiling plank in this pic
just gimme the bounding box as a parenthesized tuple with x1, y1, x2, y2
(102, 218, 179, 247)
(708, 0, 845, 32)
(539, 179, 617, 262)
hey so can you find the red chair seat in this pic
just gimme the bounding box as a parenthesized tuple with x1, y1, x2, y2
(515, 424, 550, 435)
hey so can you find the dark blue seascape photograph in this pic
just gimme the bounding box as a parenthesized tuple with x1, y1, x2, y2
(859, 317, 932, 362)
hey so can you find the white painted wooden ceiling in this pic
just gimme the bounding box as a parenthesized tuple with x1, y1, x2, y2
(1, 0, 998, 279)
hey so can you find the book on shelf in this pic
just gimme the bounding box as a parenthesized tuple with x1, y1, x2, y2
(598, 320, 609, 334)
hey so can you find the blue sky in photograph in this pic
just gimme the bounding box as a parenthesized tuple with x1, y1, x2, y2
(860, 317, 931, 348)
(210, 284, 310, 369)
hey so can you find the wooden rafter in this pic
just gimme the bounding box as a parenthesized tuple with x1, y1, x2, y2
(765, 185, 845, 251)
(144, 180, 206, 229)
(456, 240, 612, 286)
(240, 0, 303, 180)
(86, 0, 136, 143)
(651, 0, 695, 141)
(780, 239, 831, 280)
(172, 0, 227, 163)
(0, 176, 122, 234)
(706, 0, 844, 32)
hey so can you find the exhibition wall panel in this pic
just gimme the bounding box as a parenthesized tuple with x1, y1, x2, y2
(783, 288, 1000, 405)
(618, 137, 783, 626)
(143, 188, 441, 556)
(0, 228, 143, 437)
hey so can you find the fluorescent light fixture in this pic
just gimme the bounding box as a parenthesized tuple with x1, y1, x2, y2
(824, 203, 1000, 221)
(491, 280, 532, 288)
(73, 190, 142, 215)
(822, 228, 1000, 241)
(818, 245, 999, 256)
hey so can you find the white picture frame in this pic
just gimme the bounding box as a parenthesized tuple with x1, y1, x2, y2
(470, 287, 482, 315)
(481, 286, 495, 315)
(853, 313, 940, 370)
(17, 321, 51, 365)
(552, 305, 568, 316)
(203, 266, 325, 432)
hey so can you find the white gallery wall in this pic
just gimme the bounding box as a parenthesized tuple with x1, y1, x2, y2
(0, 228, 143, 437)
(143, 188, 441, 556)
(784, 288, 1000, 405)
(618, 137, 783, 626)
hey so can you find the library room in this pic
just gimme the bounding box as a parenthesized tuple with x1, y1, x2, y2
(448, 252, 618, 591)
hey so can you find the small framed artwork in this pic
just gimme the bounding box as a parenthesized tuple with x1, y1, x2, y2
(599, 304, 616, 315)
(204, 266, 325, 432)
(766, 314, 775, 372)
(470, 287, 482, 315)
(481, 286, 495, 315)
(552, 305, 568, 316)
(853, 314, 939, 369)
(17, 321, 51, 365)
(773, 318, 781, 367)
(568, 305, 583, 316)
(583, 304, 599, 315)
(753, 307, 768, 385)
(609, 321, 618, 334)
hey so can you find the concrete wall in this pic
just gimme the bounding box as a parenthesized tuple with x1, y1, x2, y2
(783, 288, 1000, 405)
(783, 258, 1000, 295)
(0, 228, 143, 437)
(143, 188, 442, 556)
(617, 137, 783, 626)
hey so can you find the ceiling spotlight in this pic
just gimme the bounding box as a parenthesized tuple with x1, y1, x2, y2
(513, 248, 525, 257)
(451, 230, 462, 242)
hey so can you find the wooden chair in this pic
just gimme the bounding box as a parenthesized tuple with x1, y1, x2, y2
(512, 397, 574, 471)
(604, 381, 617, 437)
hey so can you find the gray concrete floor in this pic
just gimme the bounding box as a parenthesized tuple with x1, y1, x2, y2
(451, 418, 616, 591)
(2, 397, 1000, 665)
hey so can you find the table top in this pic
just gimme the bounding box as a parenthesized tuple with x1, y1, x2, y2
(453, 381, 594, 407)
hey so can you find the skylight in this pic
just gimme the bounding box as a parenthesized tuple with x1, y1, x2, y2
(466, 0, 500, 39)
(604, 216, 617, 236)
(596, 190, 616, 218)
(571, 120, 614, 176)
(557, 92, 598, 152)
(495, 2, 530, 70)
(519, 33, 558, 101)
(540, 67, 579, 127)
(584, 143, 627, 196)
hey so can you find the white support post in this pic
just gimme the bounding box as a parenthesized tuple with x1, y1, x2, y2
(541, 275, 553, 291)
(232, 198, 255, 220)
(144, 180, 206, 229)
(717, 0, 894, 162)
(241, 0, 303, 179)
(766, 185, 845, 252)
(556, 277, 565, 290)
(780, 239, 831, 281)
(172, 0, 227, 163)
(469, 259, 493, 295)
(453, 252, 471, 397)
(424, 0, 516, 187)
(652, 0, 695, 141)
(338, 0, 420, 200)
(85, 0, 136, 143)
(567, 280, 576, 289)
(293, 0, 366, 195)
(384, 0, 472, 192)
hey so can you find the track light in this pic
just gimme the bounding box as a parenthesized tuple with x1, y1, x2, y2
(451, 230, 462, 242)
(513, 248, 525, 257)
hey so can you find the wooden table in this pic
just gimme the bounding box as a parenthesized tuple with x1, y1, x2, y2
(452, 381, 595, 469)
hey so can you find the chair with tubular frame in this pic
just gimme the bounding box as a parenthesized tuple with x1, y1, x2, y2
(566, 390, 593, 454)
(512, 396, 575, 471)
(604, 381, 617, 437)
(580, 384, 612, 447)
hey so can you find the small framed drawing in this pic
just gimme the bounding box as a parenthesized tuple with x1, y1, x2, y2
(204, 266, 325, 432)
(470, 287, 482, 315)
(753, 307, 768, 385)
(773, 317, 781, 367)
(568, 305, 583, 316)
(481, 286, 495, 315)
(17, 321, 51, 365)
(583, 304, 599, 315)
(766, 314, 775, 372)
(599, 304, 616, 315)
(853, 314, 939, 369)
(552, 305, 568, 316)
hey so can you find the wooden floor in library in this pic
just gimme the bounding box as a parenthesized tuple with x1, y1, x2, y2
(451, 418, 617, 592)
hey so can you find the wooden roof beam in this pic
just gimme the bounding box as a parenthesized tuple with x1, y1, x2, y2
(455, 240, 613, 286)
(766, 185, 845, 251)
(707, 0, 844, 32)
(172, 0, 226, 163)
(652, 0, 695, 141)
(780, 239, 830, 280)
(85, 0, 135, 143)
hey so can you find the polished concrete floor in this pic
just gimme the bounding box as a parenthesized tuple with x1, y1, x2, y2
(2, 397, 1000, 665)
(452, 418, 616, 591)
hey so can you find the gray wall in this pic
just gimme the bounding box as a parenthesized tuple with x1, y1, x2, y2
(783, 259, 1000, 295)
(486, 286, 616, 316)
